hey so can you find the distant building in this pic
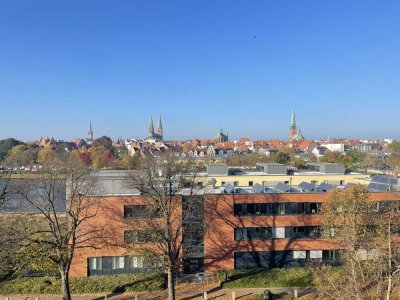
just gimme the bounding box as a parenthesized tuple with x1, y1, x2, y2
(288, 108, 305, 142)
(86, 121, 94, 144)
(352, 143, 381, 152)
(38, 136, 56, 148)
(312, 146, 327, 159)
(147, 114, 163, 141)
(324, 143, 345, 153)
(215, 127, 229, 143)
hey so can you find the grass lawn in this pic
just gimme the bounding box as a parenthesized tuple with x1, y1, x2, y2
(0, 273, 164, 295)
(218, 268, 314, 288)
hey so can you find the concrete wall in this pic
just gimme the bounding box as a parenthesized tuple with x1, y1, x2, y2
(256, 163, 287, 175)
(206, 164, 229, 176)
(320, 164, 346, 174)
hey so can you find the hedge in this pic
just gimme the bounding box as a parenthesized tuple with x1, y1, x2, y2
(0, 273, 164, 295)
(217, 268, 314, 288)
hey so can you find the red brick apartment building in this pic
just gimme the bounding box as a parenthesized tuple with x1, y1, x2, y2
(70, 171, 400, 277)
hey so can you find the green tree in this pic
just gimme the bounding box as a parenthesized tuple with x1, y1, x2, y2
(388, 141, 400, 153)
(37, 147, 62, 165)
(0, 138, 24, 162)
(314, 185, 400, 299)
(5, 144, 39, 168)
(344, 150, 367, 170)
(0, 218, 56, 279)
(321, 151, 344, 165)
(11, 159, 102, 300)
(90, 145, 113, 169)
(92, 136, 113, 150)
(271, 151, 290, 164)
(386, 154, 400, 169)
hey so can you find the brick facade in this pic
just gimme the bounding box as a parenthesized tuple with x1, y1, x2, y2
(70, 191, 399, 277)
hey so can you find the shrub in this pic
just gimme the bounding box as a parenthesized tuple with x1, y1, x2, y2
(259, 289, 273, 300)
(0, 273, 164, 295)
(218, 268, 314, 288)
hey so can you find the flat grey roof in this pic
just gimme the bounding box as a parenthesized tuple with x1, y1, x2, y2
(306, 162, 343, 166)
(256, 163, 286, 166)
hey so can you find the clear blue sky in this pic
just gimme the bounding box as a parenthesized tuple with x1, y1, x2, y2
(1, 0, 399, 141)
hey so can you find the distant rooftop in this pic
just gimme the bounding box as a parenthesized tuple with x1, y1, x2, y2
(367, 175, 399, 192)
(203, 162, 351, 176)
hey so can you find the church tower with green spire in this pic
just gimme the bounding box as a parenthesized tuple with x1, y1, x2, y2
(215, 126, 229, 143)
(156, 114, 163, 140)
(87, 121, 94, 142)
(147, 114, 163, 141)
(289, 108, 297, 140)
(148, 115, 155, 139)
(288, 108, 305, 142)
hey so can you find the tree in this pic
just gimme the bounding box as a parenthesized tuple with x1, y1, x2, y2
(37, 147, 62, 165)
(124, 154, 199, 300)
(10, 159, 102, 300)
(371, 201, 400, 299)
(0, 172, 12, 278)
(69, 150, 91, 167)
(343, 150, 367, 171)
(1, 172, 55, 279)
(92, 136, 113, 150)
(0, 172, 10, 209)
(182, 142, 193, 154)
(313, 185, 400, 299)
(90, 145, 113, 169)
(386, 153, 400, 169)
(321, 150, 345, 165)
(0, 138, 23, 162)
(271, 151, 290, 164)
(111, 151, 141, 170)
(5, 144, 39, 168)
(388, 141, 400, 153)
(0, 218, 56, 279)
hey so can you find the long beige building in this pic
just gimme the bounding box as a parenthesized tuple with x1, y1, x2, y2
(200, 162, 370, 188)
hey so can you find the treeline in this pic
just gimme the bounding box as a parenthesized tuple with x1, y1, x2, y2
(0, 137, 140, 170)
(1, 137, 399, 171)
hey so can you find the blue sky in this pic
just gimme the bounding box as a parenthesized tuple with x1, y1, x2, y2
(1, 0, 400, 141)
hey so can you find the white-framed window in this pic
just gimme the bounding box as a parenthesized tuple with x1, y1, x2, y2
(293, 251, 307, 259)
(131, 256, 144, 268)
(112, 256, 125, 269)
(89, 257, 102, 270)
(310, 250, 323, 259)
(272, 227, 285, 239)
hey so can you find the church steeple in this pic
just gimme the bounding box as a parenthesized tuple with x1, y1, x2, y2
(148, 115, 155, 139)
(156, 114, 163, 140)
(289, 108, 298, 140)
(157, 114, 162, 130)
(149, 115, 154, 132)
(87, 121, 94, 141)
(288, 108, 305, 141)
(290, 107, 296, 127)
(215, 126, 228, 143)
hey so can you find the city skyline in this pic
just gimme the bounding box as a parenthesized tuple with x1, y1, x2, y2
(1, 1, 400, 140)
(0, 108, 394, 142)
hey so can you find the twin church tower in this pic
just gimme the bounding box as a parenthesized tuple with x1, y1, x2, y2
(147, 114, 163, 141)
